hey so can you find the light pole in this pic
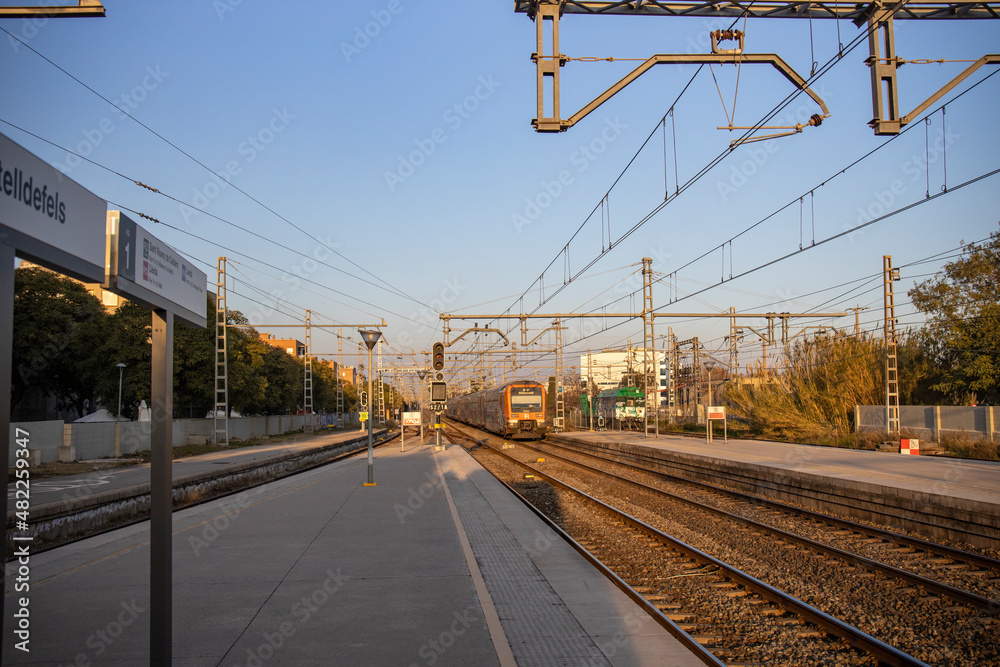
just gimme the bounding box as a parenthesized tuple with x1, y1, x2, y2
(704, 361, 716, 444)
(115, 362, 127, 457)
(116, 362, 127, 419)
(359, 329, 382, 486)
(416, 368, 428, 443)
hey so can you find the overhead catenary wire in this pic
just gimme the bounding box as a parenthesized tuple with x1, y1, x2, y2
(0, 26, 431, 312)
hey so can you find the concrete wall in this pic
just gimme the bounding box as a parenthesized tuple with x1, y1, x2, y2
(7, 420, 64, 466)
(856, 405, 997, 442)
(9, 413, 360, 465)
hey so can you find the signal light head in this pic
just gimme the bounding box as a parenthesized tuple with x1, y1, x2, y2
(432, 342, 445, 371)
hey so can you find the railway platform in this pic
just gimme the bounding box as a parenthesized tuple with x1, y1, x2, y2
(547, 430, 1000, 548)
(7, 426, 384, 509)
(3, 432, 706, 666)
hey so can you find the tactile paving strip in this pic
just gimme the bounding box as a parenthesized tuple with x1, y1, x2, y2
(444, 461, 612, 667)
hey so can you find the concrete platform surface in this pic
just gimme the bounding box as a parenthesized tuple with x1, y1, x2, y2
(552, 431, 1000, 503)
(548, 430, 1000, 547)
(3, 437, 705, 666)
(6, 427, 385, 509)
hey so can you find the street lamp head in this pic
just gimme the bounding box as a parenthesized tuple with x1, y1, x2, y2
(359, 329, 382, 351)
(116, 363, 127, 369)
(416, 369, 428, 380)
(704, 361, 716, 371)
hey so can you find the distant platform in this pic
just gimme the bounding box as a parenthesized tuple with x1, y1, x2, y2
(547, 430, 1000, 548)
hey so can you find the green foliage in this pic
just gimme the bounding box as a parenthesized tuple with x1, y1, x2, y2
(908, 227, 1000, 405)
(12, 270, 392, 420)
(92, 301, 152, 419)
(173, 295, 216, 417)
(13, 266, 109, 416)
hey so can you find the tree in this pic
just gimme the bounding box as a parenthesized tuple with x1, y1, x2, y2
(173, 295, 216, 418)
(89, 301, 152, 420)
(909, 227, 1000, 405)
(13, 266, 109, 418)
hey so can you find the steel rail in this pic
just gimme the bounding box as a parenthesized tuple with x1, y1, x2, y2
(448, 424, 931, 667)
(440, 427, 728, 667)
(545, 434, 1000, 572)
(519, 438, 1000, 612)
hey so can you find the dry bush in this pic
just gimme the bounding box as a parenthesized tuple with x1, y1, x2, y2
(938, 430, 1000, 461)
(725, 333, 882, 442)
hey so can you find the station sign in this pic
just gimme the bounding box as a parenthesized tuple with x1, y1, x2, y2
(106, 211, 207, 328)
(0, 132, 107, 282)
(707, 406, 726, 420)
(402, 412, 421, 426)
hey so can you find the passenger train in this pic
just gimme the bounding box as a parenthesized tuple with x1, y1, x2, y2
(581, 386, 645, 430)
(445, 380, 547, 439)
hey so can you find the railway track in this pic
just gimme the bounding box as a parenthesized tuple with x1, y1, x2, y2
(531, 436, 1000, 601)
(443, 421, 999, 666)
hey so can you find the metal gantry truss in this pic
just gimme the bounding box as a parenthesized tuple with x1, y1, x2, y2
(515, 0, 1000, 135)
(442, 255, 856, 432)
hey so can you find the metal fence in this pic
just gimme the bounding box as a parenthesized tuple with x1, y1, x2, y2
(8, 413, 357, 465)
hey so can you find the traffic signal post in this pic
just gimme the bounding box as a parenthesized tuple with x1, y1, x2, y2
(432, 342, 446, 450)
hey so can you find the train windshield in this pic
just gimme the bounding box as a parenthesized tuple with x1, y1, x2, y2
(510, 386, 543, 411)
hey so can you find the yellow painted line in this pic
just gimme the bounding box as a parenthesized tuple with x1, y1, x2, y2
(434, 451, 517, 667)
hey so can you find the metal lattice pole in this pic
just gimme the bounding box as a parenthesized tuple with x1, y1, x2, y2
(303, 310, 313, 431)
(554, 319, 565, 432)
(642, 258, 657, 437)
(376, 339, 384, 423)
(214, 257, 229, 445)
(336, 328, 344, 424)
(884, 255, 901, 434)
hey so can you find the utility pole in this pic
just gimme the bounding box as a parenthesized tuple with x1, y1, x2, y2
(337, 328, 344, 425)
(303, 310, 313, 431)
(587, 349, 594, 431)
(883, 256, 901, 435)
(848, 306, 867, 339)
(642, 257, 657, 437)
(553, 318, 565, 432)
(214, 257, 229, 445)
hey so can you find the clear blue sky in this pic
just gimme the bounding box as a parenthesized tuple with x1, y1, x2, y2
(2, 2, 998, 385)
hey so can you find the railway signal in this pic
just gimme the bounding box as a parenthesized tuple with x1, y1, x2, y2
(432, 342, 445, 372)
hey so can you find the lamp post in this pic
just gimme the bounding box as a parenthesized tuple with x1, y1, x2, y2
(116, 362, 127, 419)
(115, 362, 127, 457)
(704, 361, 716, 444)
(359, 330, 382, 486)
(416, 368, 428, 443)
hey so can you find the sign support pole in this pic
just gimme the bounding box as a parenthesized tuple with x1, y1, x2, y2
(0, 241, 15, 659)
(150, 309, 174, 666)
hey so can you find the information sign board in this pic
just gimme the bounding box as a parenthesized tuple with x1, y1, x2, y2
(0, 132, 106, 281)
(360, 411, 369, 422)
(707, 406, 726, 420)
(402, 412, 421, 426)
(106, 211, 207, 328)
